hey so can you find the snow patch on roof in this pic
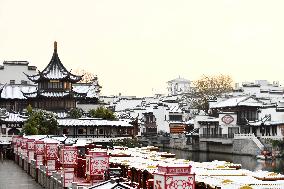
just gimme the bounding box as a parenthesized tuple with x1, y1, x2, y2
(211, 96, 264, 108)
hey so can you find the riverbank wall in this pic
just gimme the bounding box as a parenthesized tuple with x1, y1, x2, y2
(150, 135, 262, 156)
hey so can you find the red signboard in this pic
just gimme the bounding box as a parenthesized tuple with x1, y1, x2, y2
(154, 165, 195, 189)
(86, 150, 109, 184)
(221, 114, 234, 125)
(34, 141, 45, 155)
(27, 139, 35, 150)
(45, 143, 58, 159)
(90, 156, 109, 175)
(60, 146, 77, 166)
(158, 166, 191, 174)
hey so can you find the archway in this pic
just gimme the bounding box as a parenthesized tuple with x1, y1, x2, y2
(7, 128, 20, 135)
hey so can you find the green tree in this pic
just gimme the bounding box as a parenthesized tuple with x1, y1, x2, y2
(69, 108, 83, 119)
(22, 108, 59, 135)
(89, 107, 116, 120)
(190, 74, 233, 112)
(26, 104, 33, 115)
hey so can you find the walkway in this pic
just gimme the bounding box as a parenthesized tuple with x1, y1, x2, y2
(0, 160, 42, 189)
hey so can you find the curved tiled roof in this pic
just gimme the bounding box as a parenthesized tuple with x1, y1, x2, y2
(25, 42, 83, 83)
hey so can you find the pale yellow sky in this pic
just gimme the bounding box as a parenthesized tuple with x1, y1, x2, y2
(1, 0, 284, 96)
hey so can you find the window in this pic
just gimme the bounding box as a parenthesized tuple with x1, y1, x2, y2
(78, 128, 84, 134)
(64, 82, 71, 90)
(63, 128, 68, 134)
(21, 80, 28, 85)
(90, 128, 94, 134)
(99, 129, 104, 135)
(169, 115, 182, 121)
(228, 127, 239, 138)
(1, 128, 6, 134)
(10, 80, 15, 84)
(59, 82, 63, 88)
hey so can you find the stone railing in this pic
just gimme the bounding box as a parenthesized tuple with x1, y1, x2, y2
(260, 135, 283, 140)
(200, 134, 234, 139)
(234, 133, 256, 139)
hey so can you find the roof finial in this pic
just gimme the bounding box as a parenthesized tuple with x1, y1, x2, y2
(54, 41, 57, 52)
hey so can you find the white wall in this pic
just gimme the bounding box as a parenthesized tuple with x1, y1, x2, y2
(114, 99, 143, 111)
(0, 62, 37, 85)
(167, 80, 191, 95)
(153, 105, 170, 133)
(259, 107, 284, 122)
(77, 103, 101, 112)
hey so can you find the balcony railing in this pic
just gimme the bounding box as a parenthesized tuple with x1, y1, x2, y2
(200, 134, 235, 139)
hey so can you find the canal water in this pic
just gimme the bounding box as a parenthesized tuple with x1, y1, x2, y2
(162, 148, 284, 174)
(0, 160, 43, 189)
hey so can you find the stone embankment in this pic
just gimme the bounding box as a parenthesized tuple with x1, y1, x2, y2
(147, 133, 266, 156)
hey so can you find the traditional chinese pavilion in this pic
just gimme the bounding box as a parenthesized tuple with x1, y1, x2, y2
(23, 42, 87, 112)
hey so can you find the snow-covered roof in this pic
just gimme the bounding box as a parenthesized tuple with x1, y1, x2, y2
(25, 42, 82, 82)
(211, 96, 264, 108)
(0, 83, 98, 99)
(73, 84, 100, 98)
(186, 119, 194, 125)
(169, 105, 183, 113)
(41, 137, 61, 144)
(0, 84, 36, 99)
(23, 135, 48, 140)
(55, 112, 68, 118)
(0, 112, 27, 122)
(198, 117, 219, 122)
(25, 91, 71, 98)
(167, 77, 190, 83)
(248, 120, 284, 126)
(0, 84, 5, 91)
(73, 139, 93, 146)
(162, 95, 179, 102)
(58, 118, 133, 127)
(89, 180, 135, 189)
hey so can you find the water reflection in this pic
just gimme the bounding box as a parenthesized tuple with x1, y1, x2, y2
(162, 148, 284, 174)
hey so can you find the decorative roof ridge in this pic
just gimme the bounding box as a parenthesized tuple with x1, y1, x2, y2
(69, 71, 84, 78)
(236, 95, 263, 106)
(24, 42, 83, 82)
(21, 89, 38, 99)
(42, 42, 69, 75)
(41, 42, 82, 82)
(23, 71, 39, 78)
(0, 83, 7, 91)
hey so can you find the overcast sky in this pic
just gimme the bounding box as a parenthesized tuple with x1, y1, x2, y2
(1, 0, 284, 96)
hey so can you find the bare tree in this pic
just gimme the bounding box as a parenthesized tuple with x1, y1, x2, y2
(190, 74, 233, 112)
(74, 69, 95, 83)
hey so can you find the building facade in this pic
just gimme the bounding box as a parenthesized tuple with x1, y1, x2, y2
(0, 61, 37, 85)
(167, 77, 191, 96)
(0, 42, 101, 113)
